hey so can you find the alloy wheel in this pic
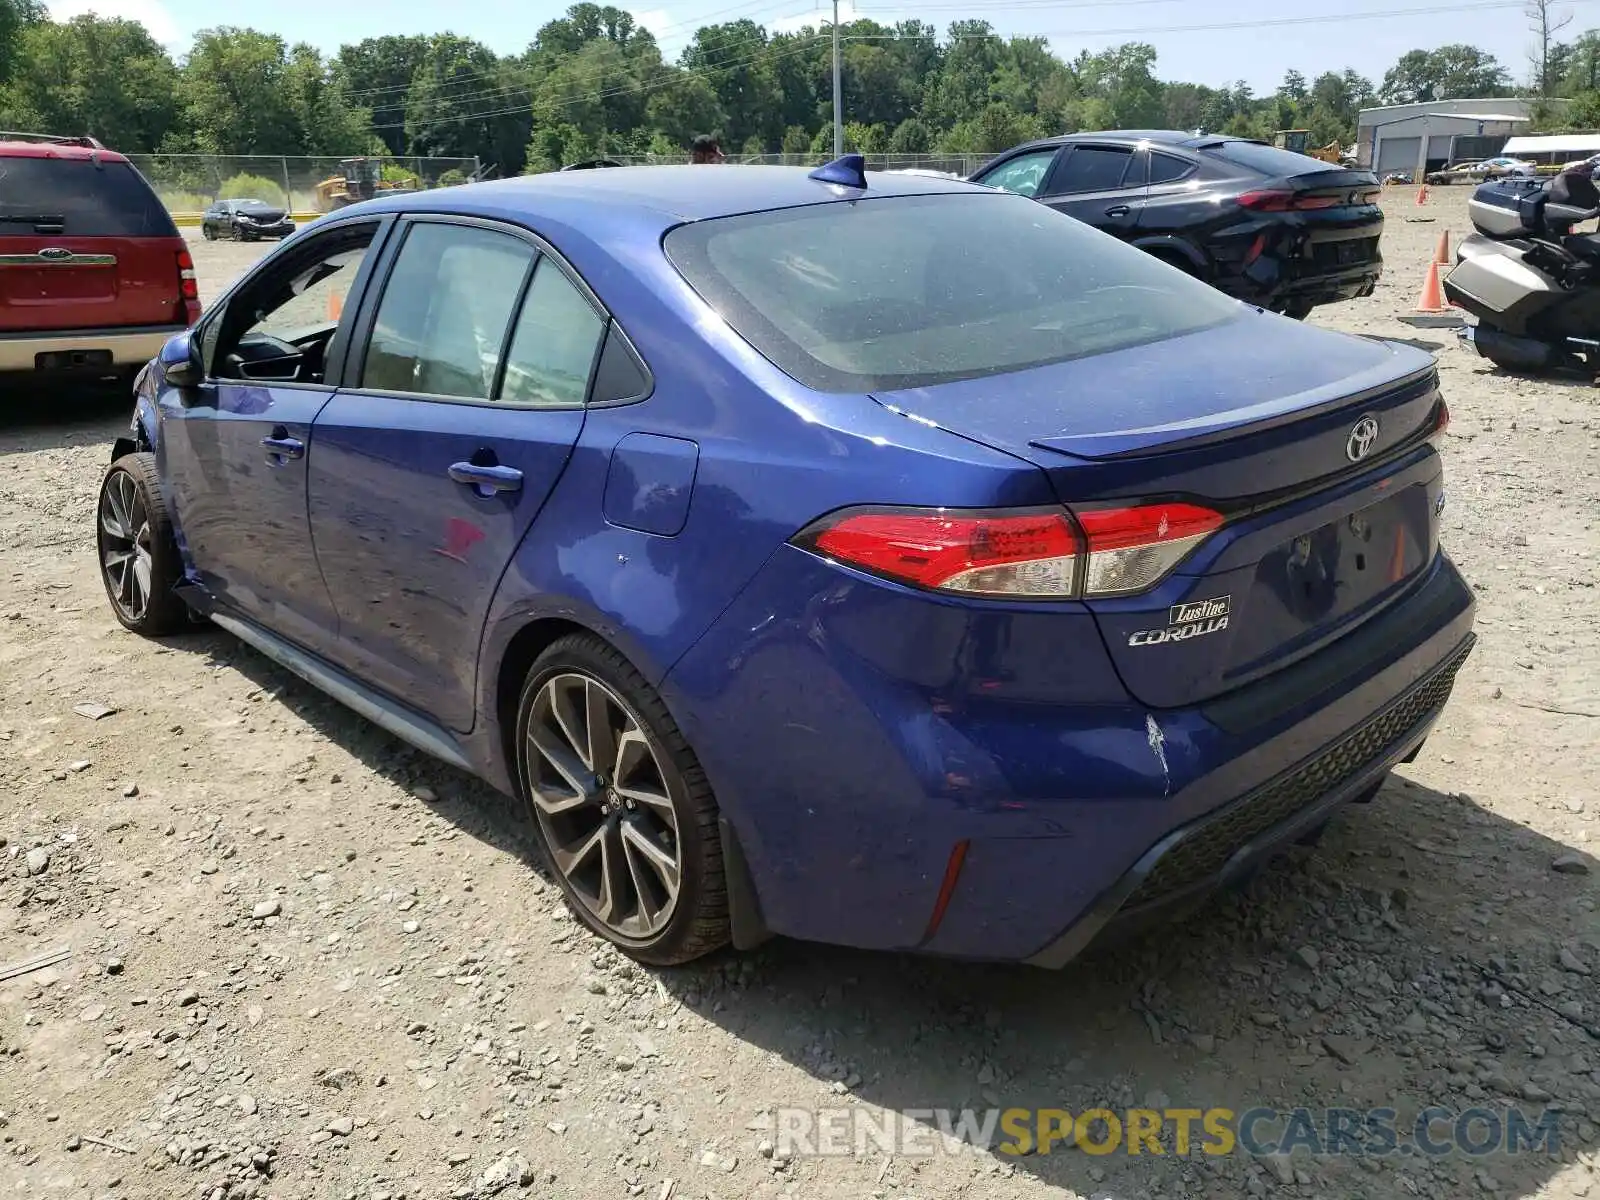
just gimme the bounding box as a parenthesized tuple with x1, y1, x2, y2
(99, 469, 154, 624)
(525, 672, 682, 939)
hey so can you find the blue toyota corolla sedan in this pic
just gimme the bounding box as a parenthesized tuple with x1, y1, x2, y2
(97, 157, 1475, 968)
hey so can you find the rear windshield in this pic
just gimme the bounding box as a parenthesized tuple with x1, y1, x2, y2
(663, 191, 1240, 392)
(1204, 140, 1332, 178)
(0, 156, 177, 237)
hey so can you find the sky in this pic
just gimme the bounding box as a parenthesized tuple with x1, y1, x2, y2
(42, 0, 1600, 94)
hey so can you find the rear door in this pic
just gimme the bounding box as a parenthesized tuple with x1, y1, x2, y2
(0, 152, 186, 332)
(1039, 143, 1145, 237)
(309, 216, 604, 731)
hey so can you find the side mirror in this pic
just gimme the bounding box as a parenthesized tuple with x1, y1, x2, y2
(160, 330, 204, 389)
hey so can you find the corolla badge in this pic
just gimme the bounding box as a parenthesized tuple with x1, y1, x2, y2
(1345, 414, 1381, 463)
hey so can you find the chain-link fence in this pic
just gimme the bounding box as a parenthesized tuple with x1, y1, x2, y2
(127, 154, 482, 217)
(133, 151, 986, 216)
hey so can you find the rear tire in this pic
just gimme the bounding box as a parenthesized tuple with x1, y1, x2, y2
(514, 633, 730, 966)
(96, 453, 190, 636)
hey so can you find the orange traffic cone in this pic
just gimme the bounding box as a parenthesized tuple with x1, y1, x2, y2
(1415, 183, 1429, 205)
(1415, 259, 1446, 313)
(1434, 229, 1451, 264)
(327, 290, 343, 321)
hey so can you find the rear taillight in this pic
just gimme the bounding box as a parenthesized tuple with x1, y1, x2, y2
(1075, 502, 1224, 596)
(1428, 398, 1451, 445)
(800, 508, 1081, 599)
(1237, 190, 1339, 212)
(176, 247, 200, 324)
(794, 501, 1224, 599)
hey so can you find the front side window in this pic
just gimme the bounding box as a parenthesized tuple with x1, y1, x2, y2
(664, 192, 1241, 393)
(206, 223, 376, 385)
(361, 222, 534, 400)
(976, 150, 1058, 198)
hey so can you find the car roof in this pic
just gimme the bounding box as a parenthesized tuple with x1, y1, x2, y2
(993, 130, 1249, 156)
(346, 164, 986, 229)
(0, 140, 130, 163)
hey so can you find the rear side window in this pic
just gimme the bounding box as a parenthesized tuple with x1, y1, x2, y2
(1205, 141, 1332, 177)
(499, 260, 605, 408)
(362, 223, 533, 400)
(664, 192, 1241, 393)
(1051, 146, 1134, 193)
(0, 157, 177, 236)
(1149, 153, 1196, 184)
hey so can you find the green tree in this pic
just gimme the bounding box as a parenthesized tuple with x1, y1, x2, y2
(1380, 45, 1509, 103)
(407, 34, 530, 173)
(681, 20, 783, 151)
(0, 0, 47, 86)
(334, 36, 430, 157)
(0, 15, 180, 151)
(285, 44, 371, 156)
(180, 28, 306, 155)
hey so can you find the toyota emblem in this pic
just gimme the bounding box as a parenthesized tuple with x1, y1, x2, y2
(1345, 415, 1380, 462)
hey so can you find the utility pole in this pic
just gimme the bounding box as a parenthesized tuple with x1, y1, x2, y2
(832, 0, 843, 157)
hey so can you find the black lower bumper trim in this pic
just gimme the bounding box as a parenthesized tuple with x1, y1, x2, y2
(1026, 633, 1474, 969)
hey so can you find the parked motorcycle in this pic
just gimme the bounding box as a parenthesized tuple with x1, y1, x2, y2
(1443, 169, 1600, 374)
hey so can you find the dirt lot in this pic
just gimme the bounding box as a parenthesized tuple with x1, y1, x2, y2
(2, 189, 1597, 1200)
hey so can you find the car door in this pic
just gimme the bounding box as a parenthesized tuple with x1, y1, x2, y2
(308, 215, 605, 731)
(1038, 143, 1146, 237)
(157, 218, 386, 654)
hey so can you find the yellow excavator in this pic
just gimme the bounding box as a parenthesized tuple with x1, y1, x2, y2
(313, 158, 419, 213)
(1273, 130, 1344, 164)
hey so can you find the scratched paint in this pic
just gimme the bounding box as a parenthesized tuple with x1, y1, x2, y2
(1145, 713, 1171, 796)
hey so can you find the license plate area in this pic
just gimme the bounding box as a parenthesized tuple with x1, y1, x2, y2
(35, 348, 114, 371)
(1226, 485, 1433, 679)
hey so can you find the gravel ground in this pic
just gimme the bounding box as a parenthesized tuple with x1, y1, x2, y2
(1, 188, 1597, 1200)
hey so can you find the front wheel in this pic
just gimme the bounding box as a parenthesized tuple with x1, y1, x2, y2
(230, 223, 244, 242)
(96, 453, 189, 636)
(201, 224, 216, 241)
(515, 634, 729, 966)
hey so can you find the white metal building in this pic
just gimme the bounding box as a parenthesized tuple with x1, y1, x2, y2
(1501, 133, 1600, 164)
(1356, 98, 1545, 175)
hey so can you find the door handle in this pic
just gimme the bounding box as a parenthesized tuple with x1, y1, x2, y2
(1105, 205, 1132, 218)
(261, 432, 304, 461)
(448, 461, 524, 495)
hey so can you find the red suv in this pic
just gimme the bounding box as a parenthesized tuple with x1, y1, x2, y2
(0, 132, 199, 387)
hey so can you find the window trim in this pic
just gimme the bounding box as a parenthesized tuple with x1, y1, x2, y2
(197, 215, 393, 395)
(1044, 142, 1139, 196)
(342, 212, 651, 411)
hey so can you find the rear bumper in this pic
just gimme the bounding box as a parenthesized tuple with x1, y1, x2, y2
(1025, 630, 1472, 966)
(666, 543, 1476, 962)
(0, 325, 184, 373)
(1241, 258, 1383, 310)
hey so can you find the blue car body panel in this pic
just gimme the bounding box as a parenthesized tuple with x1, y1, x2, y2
(128, 166, 1476, 964)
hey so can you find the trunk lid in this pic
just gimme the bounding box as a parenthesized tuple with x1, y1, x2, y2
(0, 154, 186, 332)
(871, 314, 1447, 708)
